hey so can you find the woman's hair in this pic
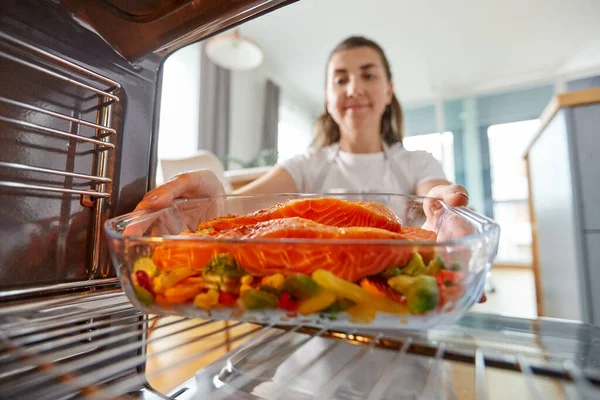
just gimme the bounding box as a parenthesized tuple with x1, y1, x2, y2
(312, 36, 404, 148)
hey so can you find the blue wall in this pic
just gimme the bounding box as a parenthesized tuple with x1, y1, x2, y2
(403, 84, 555, 137)
(402, 78, 598, 216)
(567, 75, 600, 91)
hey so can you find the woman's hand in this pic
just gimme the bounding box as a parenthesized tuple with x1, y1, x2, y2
(424, 183, 469, 207)
(421, 183, 473, 239)
(135, 169, 225, 211)
(421, 183, 487, 303)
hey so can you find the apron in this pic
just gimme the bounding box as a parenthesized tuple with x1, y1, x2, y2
(312, 142, 411, 194)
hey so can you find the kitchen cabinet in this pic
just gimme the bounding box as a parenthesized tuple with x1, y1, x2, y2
(525, 88, 600, 324)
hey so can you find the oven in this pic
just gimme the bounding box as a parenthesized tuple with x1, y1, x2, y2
(1, 1, 600, 399)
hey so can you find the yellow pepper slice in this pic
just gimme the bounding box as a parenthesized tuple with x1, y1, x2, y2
(133, 257, 159, 277)
(297, 290, 337, 315)
(161, 268, 199, 288)
(312, 270, 408, 315)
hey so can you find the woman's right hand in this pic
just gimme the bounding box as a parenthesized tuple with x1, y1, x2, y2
(134, 169, 226, 211)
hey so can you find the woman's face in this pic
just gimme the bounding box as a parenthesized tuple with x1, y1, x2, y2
(326, 46, 393, 136)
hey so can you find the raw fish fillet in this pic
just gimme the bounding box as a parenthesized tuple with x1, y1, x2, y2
(196, 197, 403, 233)
(153, 217, 436, 282)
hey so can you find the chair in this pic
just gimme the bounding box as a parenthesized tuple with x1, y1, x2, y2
(159, 150, 234, 193)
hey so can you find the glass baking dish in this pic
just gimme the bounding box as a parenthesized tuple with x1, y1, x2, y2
(104, 193, 500, 330)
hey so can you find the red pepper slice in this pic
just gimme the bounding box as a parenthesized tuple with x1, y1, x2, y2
(436, 270, 464, 287)
(135, 270, 154, 295)
(279, 292, 300, 312)
(219, 291, 238, 306)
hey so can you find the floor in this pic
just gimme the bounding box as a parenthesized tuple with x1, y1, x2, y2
(470, 266, 537, 318)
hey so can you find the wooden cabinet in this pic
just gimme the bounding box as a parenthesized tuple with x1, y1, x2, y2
(525, 88, 600, 324)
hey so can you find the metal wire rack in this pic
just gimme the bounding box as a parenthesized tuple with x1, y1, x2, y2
(0, 30, 119, 201)
(1, 287, 599, 400)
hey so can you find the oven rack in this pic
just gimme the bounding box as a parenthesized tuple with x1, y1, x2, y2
(1, 288, 599, 400)
(0, 31, 119, 201)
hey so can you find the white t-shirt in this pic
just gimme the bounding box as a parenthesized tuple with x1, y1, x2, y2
(278, 143, 447, 194)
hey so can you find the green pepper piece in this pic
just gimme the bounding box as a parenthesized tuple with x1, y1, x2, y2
(134, 286, 154, 306)
(388, 275, 439, 315)
(405, 275, 439, 314)
(258, 284, 280, 296)
(401, 252, 427, 276)
(280, 274, 322, 300)
(427, 254, 446, 276)
(202, 254, 247, 292)
(382, 266, 403, 278)
(323, 298, 356, 313)
(242, 289, 279, 310)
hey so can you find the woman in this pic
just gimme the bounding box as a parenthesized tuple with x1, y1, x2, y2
(136, 36, 469, 211)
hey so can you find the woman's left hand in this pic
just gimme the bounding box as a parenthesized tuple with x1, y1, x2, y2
(421, 183, 487, 304)
(421, 183, 471, 238)
(424, 183, 469, 207)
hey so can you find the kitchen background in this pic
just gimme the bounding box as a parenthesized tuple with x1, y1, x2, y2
(153, 0, 600, 322)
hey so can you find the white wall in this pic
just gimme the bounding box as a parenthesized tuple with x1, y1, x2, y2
(228, 59, 320, 168)
(155, 42, 202, 184)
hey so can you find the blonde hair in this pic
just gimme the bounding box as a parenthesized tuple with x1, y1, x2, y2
(312, 36, 404, 148)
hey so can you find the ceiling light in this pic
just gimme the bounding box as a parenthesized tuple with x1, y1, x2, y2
(205, 29, 264, 71)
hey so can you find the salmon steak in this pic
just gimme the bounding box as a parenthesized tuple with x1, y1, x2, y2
(196, 197, 403, 233)
(152, 217, 436, 282)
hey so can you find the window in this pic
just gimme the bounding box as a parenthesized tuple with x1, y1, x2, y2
(277, 96, 313, 162)
(403, 132, 455, 183)
(487, 119, 541, 265)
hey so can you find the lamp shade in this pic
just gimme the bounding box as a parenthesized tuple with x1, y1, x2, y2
(205, 30, 264, 71)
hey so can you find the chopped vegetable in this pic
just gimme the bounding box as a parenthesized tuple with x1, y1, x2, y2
(194, 289, 219, 311)
(219, 291, 238, 306)
(401, 252, 427, 276)
(258, 284, 280, 296)
(280, 274, 322, 300)
(436, 270, 465, 308)
(161, 268, 199, 288)
(279, 292, 300, 312)
(156, 294, 187, 304)
(239, 284, 253, 297)
(426, 254, 445, 276)
(134, 286, 154, 306)
(381, 266, 403, 278)
(439, 284, 463, 308)
(202, 253, 247, 292)
(312, 270, 407, 315)
(323, 299, 356, 313)
(241, 275, 254, 285)
(388, 275, 439, 314)
(360, 277, 405, 304)
(436, 270, 464, 287)
(135, 270, 154, 295)
(360, 278, 386, 297)
(261, 273, 285, 289)
(298, 290, 337, 316)
(133, 257, 159, 277)
(386, 275, 414, 293)
(406, 276, 439, 314)
(164, 279, 205, 301)
(242, 289, 278, 310)
(153, 276, 164, 294)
